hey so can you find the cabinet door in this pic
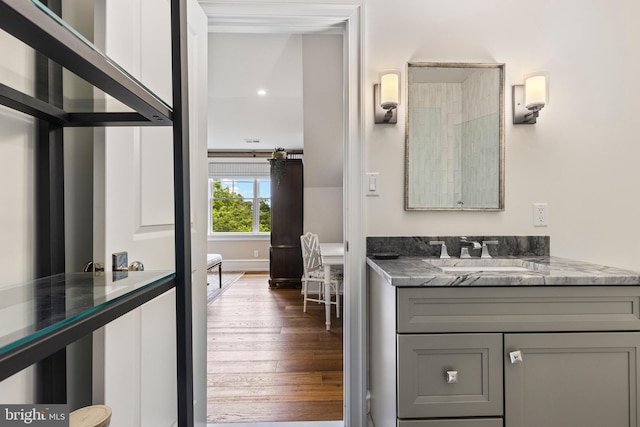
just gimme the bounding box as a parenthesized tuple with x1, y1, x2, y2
(398, 333, 503, 418)
(398, 419, 503, 427)
(505, 332, 640, 427)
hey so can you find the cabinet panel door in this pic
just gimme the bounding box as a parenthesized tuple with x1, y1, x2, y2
(505, 332, 640, 427)
(398, 333, 503, 418)
(269, 246, 303, 286)
(398, 419, 503, 427)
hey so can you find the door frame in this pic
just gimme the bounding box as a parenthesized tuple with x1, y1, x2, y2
(198, 2, 365, 425)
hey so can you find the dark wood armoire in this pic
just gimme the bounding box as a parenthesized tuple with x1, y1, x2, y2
(269, 158, 303, 288)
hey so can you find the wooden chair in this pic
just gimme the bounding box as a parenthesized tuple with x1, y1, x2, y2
(300, 232, 342, 317)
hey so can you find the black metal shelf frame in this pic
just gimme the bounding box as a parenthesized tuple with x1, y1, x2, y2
(0, 0, 193, 425)
(0, 81, 166, 126)
(0, 0, 172, 127)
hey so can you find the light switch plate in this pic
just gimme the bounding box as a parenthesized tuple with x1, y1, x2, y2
(366, 172, 380, 197)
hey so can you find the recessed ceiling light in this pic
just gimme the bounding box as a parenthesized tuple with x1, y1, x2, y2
(257, 89, 267, 96)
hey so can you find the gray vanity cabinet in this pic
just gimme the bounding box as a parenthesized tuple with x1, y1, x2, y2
(367, 268, 640, 427)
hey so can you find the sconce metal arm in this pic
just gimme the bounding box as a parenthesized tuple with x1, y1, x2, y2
(374, 83, 398, 124)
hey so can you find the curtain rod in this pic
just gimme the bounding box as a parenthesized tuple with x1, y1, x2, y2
(208, 149, 304, 158)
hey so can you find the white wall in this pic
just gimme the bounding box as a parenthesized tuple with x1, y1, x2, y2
(302, 34, 344, 243)
(363, 0, 640, 271)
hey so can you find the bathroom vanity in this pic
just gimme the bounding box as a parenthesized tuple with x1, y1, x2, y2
(367, 250, 640, 427)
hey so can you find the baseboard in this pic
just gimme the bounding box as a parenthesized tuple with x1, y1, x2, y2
(221, 258, 269, 272)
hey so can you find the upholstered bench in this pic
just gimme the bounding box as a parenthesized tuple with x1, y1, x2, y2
(207, 253, 223, 288)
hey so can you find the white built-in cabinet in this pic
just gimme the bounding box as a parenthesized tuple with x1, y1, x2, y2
(368, 268, 640, 427)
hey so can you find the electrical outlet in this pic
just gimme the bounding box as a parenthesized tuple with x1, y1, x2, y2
(254, 250, 259, 258)
(533, 203, 548, 227)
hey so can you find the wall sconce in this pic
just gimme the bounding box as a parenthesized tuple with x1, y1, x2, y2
(374, 70, 400, 124)
(512, 71, 549, 124)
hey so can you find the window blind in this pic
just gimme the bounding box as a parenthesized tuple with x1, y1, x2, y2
(208, 162, 271, 178)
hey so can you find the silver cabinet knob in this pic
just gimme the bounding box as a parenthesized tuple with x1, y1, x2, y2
(446, 370, 458, 383)
(509, 350, 523, 364)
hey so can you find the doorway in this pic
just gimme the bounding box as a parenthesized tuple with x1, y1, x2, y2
(200, 2, 365, 426)
(206, 31, 343, 424)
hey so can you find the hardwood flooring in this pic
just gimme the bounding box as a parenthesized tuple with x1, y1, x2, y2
(207, 273, 344, 424)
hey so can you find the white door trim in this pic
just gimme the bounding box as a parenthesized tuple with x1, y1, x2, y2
(198, 2, 365, 426)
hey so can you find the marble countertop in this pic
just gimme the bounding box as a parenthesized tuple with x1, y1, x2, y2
(366, 256, 640, 287)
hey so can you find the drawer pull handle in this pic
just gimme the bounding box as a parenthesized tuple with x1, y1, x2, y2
(446, 370, 458, 383)
(509, 350, 524, 364)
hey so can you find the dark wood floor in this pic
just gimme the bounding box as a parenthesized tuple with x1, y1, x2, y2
(207, 273, 344, 423)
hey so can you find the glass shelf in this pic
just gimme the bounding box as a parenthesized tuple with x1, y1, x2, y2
(0, 0, 173, 126)
(0, 271, 175, 381)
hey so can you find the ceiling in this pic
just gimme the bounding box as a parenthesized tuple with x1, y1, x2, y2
(207, 33, 304, 150)
(200, 1, 346, 152)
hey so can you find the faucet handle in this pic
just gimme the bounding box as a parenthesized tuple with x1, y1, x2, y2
(429, 241, 450, 259)
(481, 240, 499, 259)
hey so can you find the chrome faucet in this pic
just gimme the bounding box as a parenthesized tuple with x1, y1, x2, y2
(429, 241, 450, 259)
(459, 237, 481, 258)
(481, 240, 499, 259)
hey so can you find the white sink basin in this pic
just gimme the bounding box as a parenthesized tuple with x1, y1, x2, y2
(425, 258, 538, 273)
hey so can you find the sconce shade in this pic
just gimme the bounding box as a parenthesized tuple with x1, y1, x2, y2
(380, 71, 400, 109)
(524, 73, 548, 109)
(513, 71, 549, 124)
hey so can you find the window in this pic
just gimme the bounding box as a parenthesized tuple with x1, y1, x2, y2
(208, 162, 271, 236)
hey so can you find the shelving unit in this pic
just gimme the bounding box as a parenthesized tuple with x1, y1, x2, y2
(0, 0, 193, 425)
(0, 271, 176, 381)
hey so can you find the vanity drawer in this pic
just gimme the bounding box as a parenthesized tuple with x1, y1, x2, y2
(397, 287, 640, 333)
(398, 419, 503, 427)
(397, 333, 503, 419)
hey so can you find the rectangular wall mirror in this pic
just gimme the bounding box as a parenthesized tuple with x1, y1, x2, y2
(405, 62, 505, 210)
